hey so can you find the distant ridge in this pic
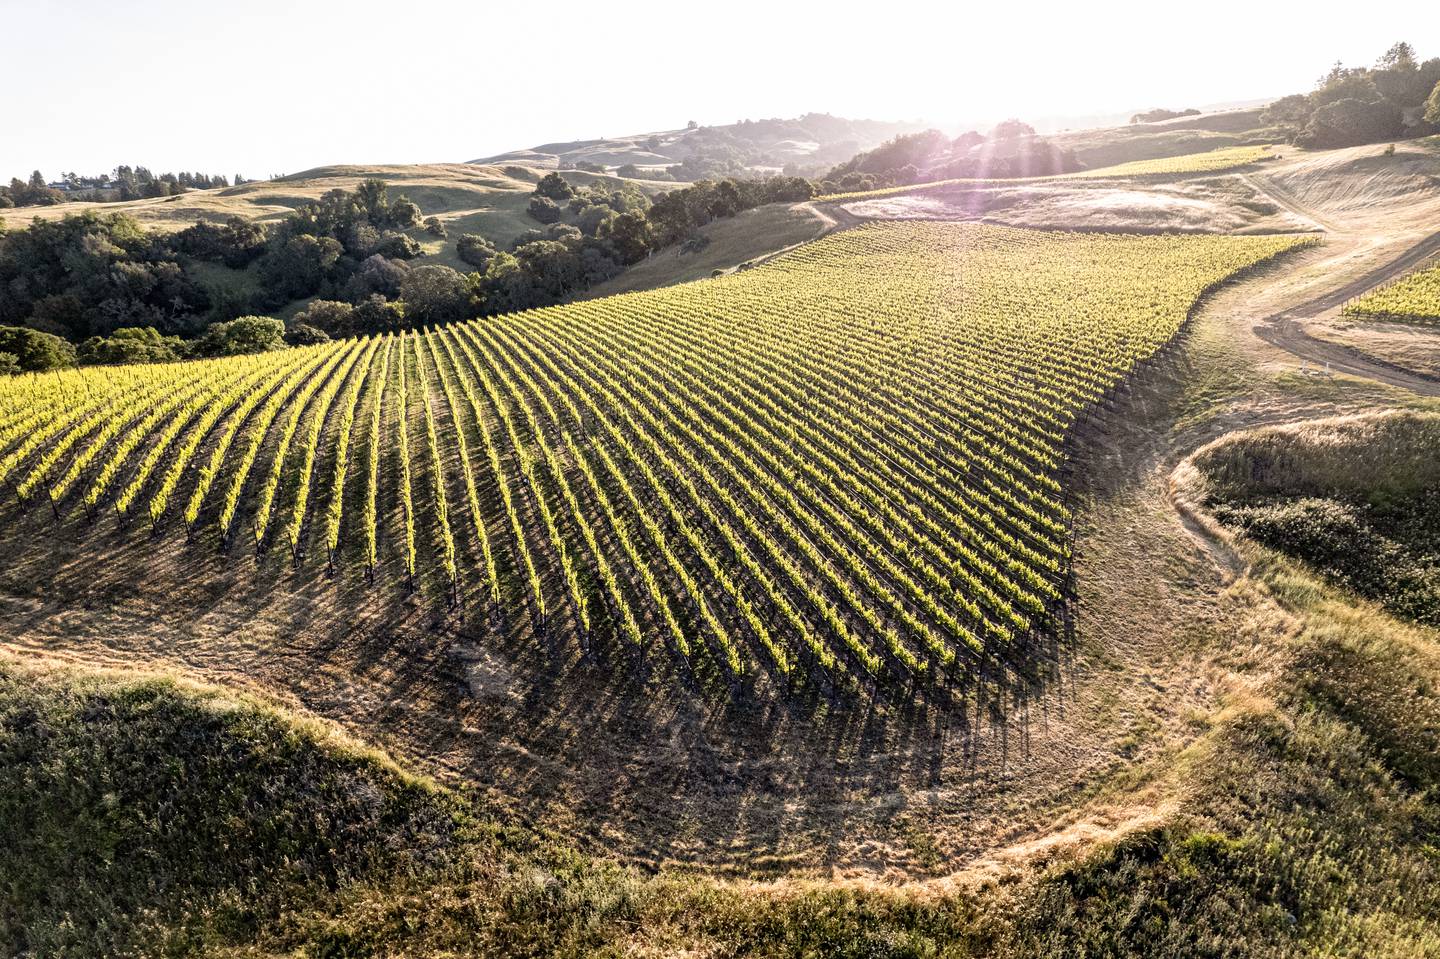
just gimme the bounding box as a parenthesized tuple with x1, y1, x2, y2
(471, 113, 928, 175)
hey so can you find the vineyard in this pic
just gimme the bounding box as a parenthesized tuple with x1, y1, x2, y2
(0, 223, 1309, 698)
(817, 146, 1275, 202)
(1343, 261, 1440, 322)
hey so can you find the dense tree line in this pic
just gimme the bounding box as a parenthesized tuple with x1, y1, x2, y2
(0, 167, 239, 208)
(1130, 108, 1201, 124)
(821, 122, 1078, 192)
(0, 170, 820, 373)
(0, 172, 65, 208)
(0, 317, 287, 373)
(1262, 42, 1440, 148)
(107, 166, 234, 200)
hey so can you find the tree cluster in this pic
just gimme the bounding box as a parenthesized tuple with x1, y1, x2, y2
(0, 166, 828, 375)
(0, 325, 76, 372)
(0, 172, 64, 208)
(0, 179, 436, 356)
(485, 172, 812, 311)
(1129, 108, 1201, 124)
(821, 123, 1078, 192)
(1, 166, 240, 208)
(1261, 42, 1440, 148)
(0, 211, 212, 340)
(0, 319, 266, 372)
(106, 166, 228, 200)
(182, 179, 426, 313)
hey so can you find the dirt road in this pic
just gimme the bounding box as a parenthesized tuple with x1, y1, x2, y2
(1236, 173, 1440, 397)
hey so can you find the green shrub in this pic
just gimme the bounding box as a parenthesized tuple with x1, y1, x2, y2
(192, 315, 286, 357)
(527, 195, 562, 224)
(78, 326, 186, 365)
(0, 325, 76, 371)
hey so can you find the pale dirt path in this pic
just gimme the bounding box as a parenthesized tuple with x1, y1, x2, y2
(1234, 170, 1440, 396)
(1253, 231, 1440, 397)
(1238, 172, 1343, 232)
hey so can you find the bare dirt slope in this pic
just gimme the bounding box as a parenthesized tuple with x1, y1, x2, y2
(1241, 139, 1440, 385)
(3, 142, 1439, 885)
(839, 175, 1314, 234)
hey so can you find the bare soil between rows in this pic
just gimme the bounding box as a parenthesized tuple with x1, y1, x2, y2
(4, 155, 1437, 878)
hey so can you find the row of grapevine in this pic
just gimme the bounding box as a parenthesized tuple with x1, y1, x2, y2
(0, 223, 1313, 697)
(1343, 260, 1440, 322)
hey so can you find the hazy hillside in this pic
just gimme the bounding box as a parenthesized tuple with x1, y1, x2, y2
(0, 162, 674, 251)
(1049, 106, 1283, 169)
(473, 113, 928, 177)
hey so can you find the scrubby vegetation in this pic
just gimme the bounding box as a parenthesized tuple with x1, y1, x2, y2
(1261, 41, 1440, 148)
(821, 122, 1080, 194)
(1193, 411, 1440, 627)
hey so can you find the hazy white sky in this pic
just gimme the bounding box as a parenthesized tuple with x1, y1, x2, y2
(1, 0, 1431, 180)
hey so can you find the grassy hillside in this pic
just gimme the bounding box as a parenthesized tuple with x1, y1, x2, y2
(0, 655, 465, 955)
(1050, 106, 1281, 169)
(0, 163, 675, 262)
(818, 145, 1278, 201)
(473, 113, 927, 174)
(1190, 411, 1440, 626)
(584, 201, 826, 296)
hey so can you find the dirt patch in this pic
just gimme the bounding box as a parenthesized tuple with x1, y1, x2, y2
(842, 176, 1312, 234)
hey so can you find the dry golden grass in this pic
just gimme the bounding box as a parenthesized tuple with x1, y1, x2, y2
(0, 163, 677, 268)
(584, 201, 827, 296)
(1308, 318, 1440, 379)
(1188, 409, 1440, 501)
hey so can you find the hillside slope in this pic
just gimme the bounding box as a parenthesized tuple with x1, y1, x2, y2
(474, 113, 927, 174)
(0, 163, 675, 257)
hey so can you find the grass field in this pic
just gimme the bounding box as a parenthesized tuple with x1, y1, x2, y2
(817, 146, 1276, 202)
(0, 222, 1310, 700)
(584, 201, 826, 296)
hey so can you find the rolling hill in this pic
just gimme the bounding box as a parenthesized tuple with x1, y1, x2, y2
(8, 38, 1440, 952)
(0, 163, 675, 256)
(472, 113, 929, 174)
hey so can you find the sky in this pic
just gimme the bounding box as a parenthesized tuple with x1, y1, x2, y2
(0, 0, 1431, 180)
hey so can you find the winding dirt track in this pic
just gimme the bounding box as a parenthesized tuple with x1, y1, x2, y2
(1236, 172, 1440, 397)
(1252, 242, 1440, 397)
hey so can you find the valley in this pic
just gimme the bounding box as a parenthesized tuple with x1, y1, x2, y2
(3, 28, 1440, 955)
